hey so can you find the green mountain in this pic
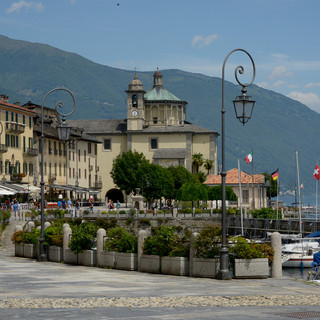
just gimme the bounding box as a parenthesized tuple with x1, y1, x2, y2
(0, 35, 318, 196)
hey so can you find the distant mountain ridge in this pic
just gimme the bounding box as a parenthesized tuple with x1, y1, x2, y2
(0, 34, 319, 195)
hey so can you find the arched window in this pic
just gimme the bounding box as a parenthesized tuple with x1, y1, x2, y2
(132, 95, 138, 108)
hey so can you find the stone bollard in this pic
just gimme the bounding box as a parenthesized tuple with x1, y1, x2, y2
(138, 230, 149, 272)
(96, 228, 106, 267)
(25, 221, 35, 232)
(63, 226, 72, 261)
(44, 222, 51, 230)
(271, 232, 282, 278)
(14, 224, 23, 232)
(173, 208, 177, 218)
(189, 232, 199, 277)
(62, 223, 70, 231)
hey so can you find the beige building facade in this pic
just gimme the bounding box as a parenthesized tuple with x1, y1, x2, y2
(70, 70, 219, 203)
(204, 168, 268, 209)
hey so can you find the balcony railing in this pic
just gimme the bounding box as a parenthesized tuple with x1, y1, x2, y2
(94, 181, 102, 189)
(89, 165, 93, 171)
(6, 121, 25, 134)
(0, 144, 8, 153)
(24, 148, 39, 157)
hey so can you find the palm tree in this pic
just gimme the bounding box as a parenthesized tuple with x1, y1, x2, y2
(192, 153, 203, 173)
(203, 159, 213, 175)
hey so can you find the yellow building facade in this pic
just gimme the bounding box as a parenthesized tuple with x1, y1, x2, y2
(70, 70, 219, 203)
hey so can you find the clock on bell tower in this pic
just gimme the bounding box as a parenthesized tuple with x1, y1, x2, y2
(126, 73, 145, 131)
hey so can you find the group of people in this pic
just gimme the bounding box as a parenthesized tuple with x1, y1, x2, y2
(57, 198, 81, 217)
(107, 200, 121, 211)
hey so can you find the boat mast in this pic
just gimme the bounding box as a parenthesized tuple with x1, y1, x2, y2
(296, 151, 302, 236)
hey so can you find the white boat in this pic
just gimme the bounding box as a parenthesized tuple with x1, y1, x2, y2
(281, 233, 320, 268)
(282, 253, 314, 268)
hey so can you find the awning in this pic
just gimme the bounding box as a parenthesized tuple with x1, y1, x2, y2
(46, 184, 100, 194)
(0, 187, 16, 195)
(10, 184, 41, 194)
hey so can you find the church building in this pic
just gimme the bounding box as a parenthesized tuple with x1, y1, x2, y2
(70, 70, 219, 203)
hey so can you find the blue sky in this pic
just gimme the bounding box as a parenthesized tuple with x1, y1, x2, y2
(1, 0, 320, 113)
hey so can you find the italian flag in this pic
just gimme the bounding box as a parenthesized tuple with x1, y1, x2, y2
(245, 153, 252, 164)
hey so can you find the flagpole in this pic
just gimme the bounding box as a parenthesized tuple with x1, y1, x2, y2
(276, 177, 279, 219)
(238, 159, 243, 236)
(251, 147, 255, 210)
(296, 151, 302, 236)
(316, 178, 318, 222)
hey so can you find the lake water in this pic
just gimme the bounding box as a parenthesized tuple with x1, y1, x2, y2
(283, 267, 310, 280)
(272, 194, 319, 208)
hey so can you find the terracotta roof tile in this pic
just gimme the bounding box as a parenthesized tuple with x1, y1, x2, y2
(204, 168, 264, 185)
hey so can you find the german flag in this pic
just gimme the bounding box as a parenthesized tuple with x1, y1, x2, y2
(271, 169, 279, 180)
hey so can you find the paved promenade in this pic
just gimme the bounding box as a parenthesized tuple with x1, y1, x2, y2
(0, 250, 320, 320)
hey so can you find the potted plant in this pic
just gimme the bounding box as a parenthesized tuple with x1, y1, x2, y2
(103, 227, 138, 270)
(141, 225, 190, 275)
(22, 228, 40, 259)
(67, 222, 98, 266)
(228, 236, 274, 279)
(44, 224, 63, 262)
(11, 230, 25, 257)
(192, 226, 221, 278)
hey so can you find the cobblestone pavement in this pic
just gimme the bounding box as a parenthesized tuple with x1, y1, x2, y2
(0, 251, 320, 320)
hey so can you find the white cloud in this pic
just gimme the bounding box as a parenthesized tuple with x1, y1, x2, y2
(305, 82, 320, 88)
(273, 80, 286, 88)
(271, 53, 290, 60)
(257, 82, 268, 89)
(287, 91, 320, 113)
(191, 34, 218, 48)
(6, 1, 44, 14)
(269, 65, 293, 80)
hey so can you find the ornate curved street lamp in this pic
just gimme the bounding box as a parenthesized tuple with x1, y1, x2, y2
(218, 49, 256, 280)
(38, 88, 76, 261)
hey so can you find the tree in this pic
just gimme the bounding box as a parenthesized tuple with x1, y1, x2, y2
(136, 163, 174, 206)
(110, 150, 149, 196)
(167, 166, 196, 199)
(263, 173, 278, 198)
(203, 159, 213, 175)
(176, 182, 208, 207)
(207, 185, 237, 208)
(192, 153, 204, 173)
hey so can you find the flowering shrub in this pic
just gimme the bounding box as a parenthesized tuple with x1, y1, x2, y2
(143, 225, 190, 257)
(194, 226, 221, 259)
(69, 222, 99, 254)
(104, 227, 137, 253)
(228, 236, 274, 264)
(11, 230, 24, 244)
(44, 225, 63, 247)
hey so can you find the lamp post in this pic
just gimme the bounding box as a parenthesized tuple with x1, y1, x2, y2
(38, 88, 76, 261)
(217, 49, 256, 280)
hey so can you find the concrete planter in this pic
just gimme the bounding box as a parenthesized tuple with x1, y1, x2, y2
(64, 248, 78, 265)
(115, 252, 137, 271)
(78, 250, 97, 267)
(191, 258, 220, 278)
(234, 258, 269, 279)
(139, 254, 161, 273)
(99, 251, 116, 268)
(24, 243, 36, 259)
(48, 246, 63, 262)
(162, 256, 189, 276)
(15, 243, 24, 257)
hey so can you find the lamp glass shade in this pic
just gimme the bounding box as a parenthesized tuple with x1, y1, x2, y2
(233, 95, 255, 124)
(57, 122, 71, 141)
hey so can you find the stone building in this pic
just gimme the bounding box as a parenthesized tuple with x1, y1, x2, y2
(204, 168, 268, 209)
(70, 70, 218, 203)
